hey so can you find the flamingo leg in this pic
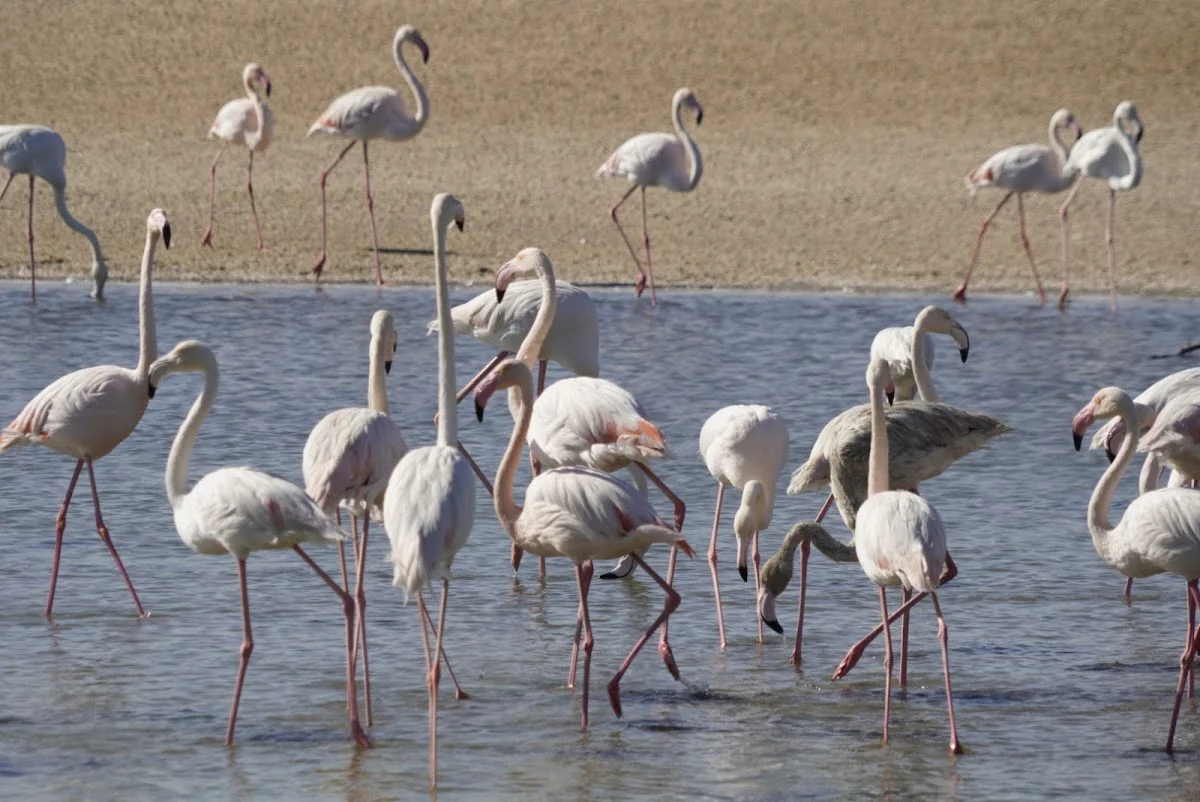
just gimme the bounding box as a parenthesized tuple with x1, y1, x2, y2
(225, 558, 254, 745)
(421, 594, 469, 700)
(538, 359, 548, 395)
(1124, 576, 1134, 600)
(607, 553, 681, 719)
(567, 559, 593, 691)
(27, 174, 35, 302)
(45, 458, 85, 618)
(953, 191, 1012, 304)
(636, 463, 686, 532)
(930, 592, 963, 753)
(1106, 188, 1118, 313)
(415, 592, 436, 777)
(1166, 580, 1200, 753)
(0, 172, 14, 204)
(427, 579, 449, 786)
(292, 545, 370, 747)
(1015, 193, 1047, 304)
(608, 184, 647, 297)
(1189, 585, 1196, 699)
(707, 483, 728, 650)
(753, 531, 764, 644)
(899, 587, 912, 686)
(200, 144, 227, 248)
(360, 141, 385, 287)
(879, 586, 893, 745)
(790, 493, 835, 664)
(453, 351, 510, 405)
(655, 546, 683, 680)
(456, 442, 494, 496)
(312, 141, 356, 280)
(1057, 177, 1084, 308)
(85, 457, 146, 618)
(246, 150, 268, 252)
(575, 562, 596, 728)
(639, 186, 657, 306)
(351, 516, 373, 726)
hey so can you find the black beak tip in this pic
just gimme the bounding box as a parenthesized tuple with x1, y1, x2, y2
(1136, 129, 1143, 144)
(475, 399, 485, 423)
(495, 288, 506, 303)
(148, 383, 157, 399)
(265, 82, 272, 98)
(162, 224, 172, 249)
(695, 109, 703, 126)
(959, 347, 969, 363)
(455, 219, 464, 232)
(738, 565, 748, 582)
(1073, 432, 1083, 451)
(384, 361, 393, 375)
(1106, 448, 1117, 463)
(598, 571, 620, 580)
(764, 617, 783, 635)
(885, 390, 895, 405)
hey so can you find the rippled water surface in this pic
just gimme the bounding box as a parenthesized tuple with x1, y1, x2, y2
(3, 281, 1200, 800)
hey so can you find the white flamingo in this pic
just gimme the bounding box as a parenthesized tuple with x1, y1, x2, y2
(869, 306, 970, 404)
(1058, 101, 1143, 311)
(1139, 388, 1200, 482)
(0, 208, 169, 618)
(308, 24, 430, 286)
(1072, 386, 1200, 752)
(382, 193, 472, 788)
(148, 340, 369, 747)
(597, 87, 703, 305)
(201, 63, 274, 251)
(477, 357, 692, 728)
(0, 124, 107, 301)
(955, 108, 1084, 305)
(854, 358, 962, 753)
(696, 404, 789, 650)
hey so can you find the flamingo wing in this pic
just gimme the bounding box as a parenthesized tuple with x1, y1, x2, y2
(303, 408, 408, 514)
(530, 377, 667, 471)
(855, 491, 946, 592)
(597, 132, 686, 188)
(309, 86, 402, 136)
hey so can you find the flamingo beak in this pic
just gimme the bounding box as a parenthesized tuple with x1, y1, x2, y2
(1071, 405, 1095, 451)
(885, 384, 895, 406)
(384, 360, 393, 375)
(162, 222, 172, 249)
(1071, 121, 1084, 143)
(694, 103, 704, 126)
(455, 218, 464, 232)
(417, 37, 431, 64)
(495, 260, 517, 303)
(262, 74, 272, 97)
(148, 383, 156, 399)
(759, 588, 782, 634)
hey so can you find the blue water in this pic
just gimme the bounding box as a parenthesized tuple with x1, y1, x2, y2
(2, 280, 1200, 800)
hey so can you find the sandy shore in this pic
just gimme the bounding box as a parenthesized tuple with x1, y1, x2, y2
(2, 0, 1198, 297)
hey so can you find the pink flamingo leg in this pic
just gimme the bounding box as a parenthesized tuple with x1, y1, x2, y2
(1187, 582, 1196, 699)
(292, 545, 371, 747)
(608, 184, 648, 298)
(637, 464, 686, 532)
(790, 493, 835, 664)
(456, 442, 494, 496)
(0, 172, 14, 204)
(428, 579, 450, 786)
(930, 592, 963, 753)
(312, 141, 356, 280)
(752, 531, 764, 643)
(577, 562, 596, 728)
(454, 351, 510, 404)
(1057, 178, 1084, 309)
(360, 141, 385, 287)
(1015, 193, 1047, 304)
(567, 560, 593, 691)
(639, 186, 657, 306)
(27, 174, 36, 303)
(418, 586, 470, 700)
(225, 558, 254, 745)
(246, 150, 268, 252)
(879, 586, 894, 745)
(607, 552, 682, 719)
(352, 516, 373, 725)
(1124, 576, 1134, 600)
(45, 458, 85, 617)
(538, 359, 548, 395)
(953, 191, 1012, 304)
(900, 587, 912, 686)
(85, 457, 146, 618)
(1165, 581, 1200, 753)
(707, 483, 728, 650)
(1106, 188, 1119, 313)
(200, 144, 227, 248)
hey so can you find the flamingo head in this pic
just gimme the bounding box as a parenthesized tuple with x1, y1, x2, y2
(149, 340, 215, 391)
(674, 87, 703, 126)
(369, 309, 397, 374)
(1052, 108, 1084, 144)
(495, 247, 551, 302)
(1073, 387, 1135, 452)
(397, 25, 430, 64)
(866, 357, 892, 402)
(148, 208, 171, 249)
(431, 193, 465, 240)
(473, 358, 533, 422)
(243, 63, 271, 97)
(916, 305, 970, 362)
(1115, 101, 1143, 144)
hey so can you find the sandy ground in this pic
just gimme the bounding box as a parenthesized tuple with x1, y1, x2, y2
(2, 0, 1198, 298)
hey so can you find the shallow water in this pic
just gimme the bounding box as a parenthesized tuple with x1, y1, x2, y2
(2, 280, 1200, 800)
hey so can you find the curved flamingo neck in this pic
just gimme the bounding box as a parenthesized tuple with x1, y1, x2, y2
(51, 186, 105, 298)
(1048, 117, 1070, 166)
(1088, 396, 1139, 562)
(367, 334, 389, 415)
(244, 77, 267, 150)
(1138, 452, 1162, 495)
(134, 229, 160, 380)
(1111, 117, 1142, 191)
(515, 260, 558, 368)
(166, 355, 219, 508)
(396, 41, 429, 129)
(910, 314, 939, 403)
(495, 368, 533, 542)
(867, 375, 890, 498)
(781, 523, 857, 564)
(672, 97, 703, 191)
(432, 219, 456, 447)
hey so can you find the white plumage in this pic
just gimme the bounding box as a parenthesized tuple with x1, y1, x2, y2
(1139, 388, 1200, 483)
(530, 377, 668, 472)
(1090, 367, 1200, 456)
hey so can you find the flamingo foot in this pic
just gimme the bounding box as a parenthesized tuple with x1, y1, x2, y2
(201, 228, 214, 248)
(950, 738, 964, 755)
(607, 678, 624, 718)
(951, 285, 967, 304)
(257, 243, 271, 253)
(1057, 286, 1069, 309)
(455, 687, 470, 701)
(832, 641, 867, 680)
(351, 720, 372, 748)
(312, 254, 327, 278)
(658, 640, 681, 681)
(634, 274, 647, 298)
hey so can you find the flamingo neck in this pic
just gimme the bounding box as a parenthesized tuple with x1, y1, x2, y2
(367, 335, 389, 415)
(244, 78, 267, 150)
(432, 218, 456, 447)
(1138, 452, 1163, 495)
(1048, 117, 1070, 165)
(166, 356, 219, 508)
(780, 522, 857, 564)
(51, 186, 106, 298)
(867, 377, 890, 497)
(672, 97, 703, 191)
(515, 262, 557, 369)
(134, 230, 160, 381)
(1087, 396, 1139, 563)
(910, 315, 939, 403)
(495, 367, 533, 542)
(1111, 119, 1142, 191)
(396, 42, 429, 130)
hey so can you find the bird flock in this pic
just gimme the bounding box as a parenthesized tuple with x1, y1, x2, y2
(0, 19, 1182, 793)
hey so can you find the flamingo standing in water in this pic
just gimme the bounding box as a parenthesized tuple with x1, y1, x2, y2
(201, 63, 274, 251)
(869, 305, 971, 404)
(383, 193, 473, 788)
(597, 87, 703, 305)
(0, 208, 169, 618)
(308, 24, 430, 286)
(1058, 101, 1143, 311)
(955, 109, 1084, 305)
(477, 357, 692, 728)
(1072, 387, 1200, 752)
(0, 124, 107, 301)
(148, 340, 369, 747)
(697, 404, 789, 650)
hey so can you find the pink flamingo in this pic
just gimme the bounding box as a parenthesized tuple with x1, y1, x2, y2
(597, 88, 703, 305)
(148, 340, 369, 747)
(308, 24, 430, 286)
(201, 63, 274, 251)
(0, 124, 107, 301)
(955, 109, 1083, 306)
(1072, 387, 1200, 752)
(0, 208, 169, 618)
(1059, 101, 1143, 311)
(477, 357, 693, 728)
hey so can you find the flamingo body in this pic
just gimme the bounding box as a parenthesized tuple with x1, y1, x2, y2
(968, 143, 1072, 195)
(305, 409, 407, 518)
(855, 492, 947, 591)
(1140, 390, 1200, 481)
(1091, 368, 1200, 456)
(529, 377, 666, 472)
(870, 328, 934, 403)
(210, 98, 274, 151)
(699, 404, 789, 515)
(310, 86, 421, 142)
(598, 133, 694, 191)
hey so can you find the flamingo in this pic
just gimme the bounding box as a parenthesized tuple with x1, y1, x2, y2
(382, 193, 472, 788)
(200, 63, 274, 251)
(147, 340, 369, 747)
(696, 404, 789, 650)
(597, 87, 703, 305)
(869, 306, 970, 404)
(855, 358, 962, 753)
(1139, 388, 1200, 482)
(954, 108, 1084, 305)
(0, 124, 107, 301)
(1058, 101, 1143, 311)
(308, 24, 430, 286)
(0, 208, 169, 618)
(477, 357, 692, 727)
(1072, 387, 1200, 752)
